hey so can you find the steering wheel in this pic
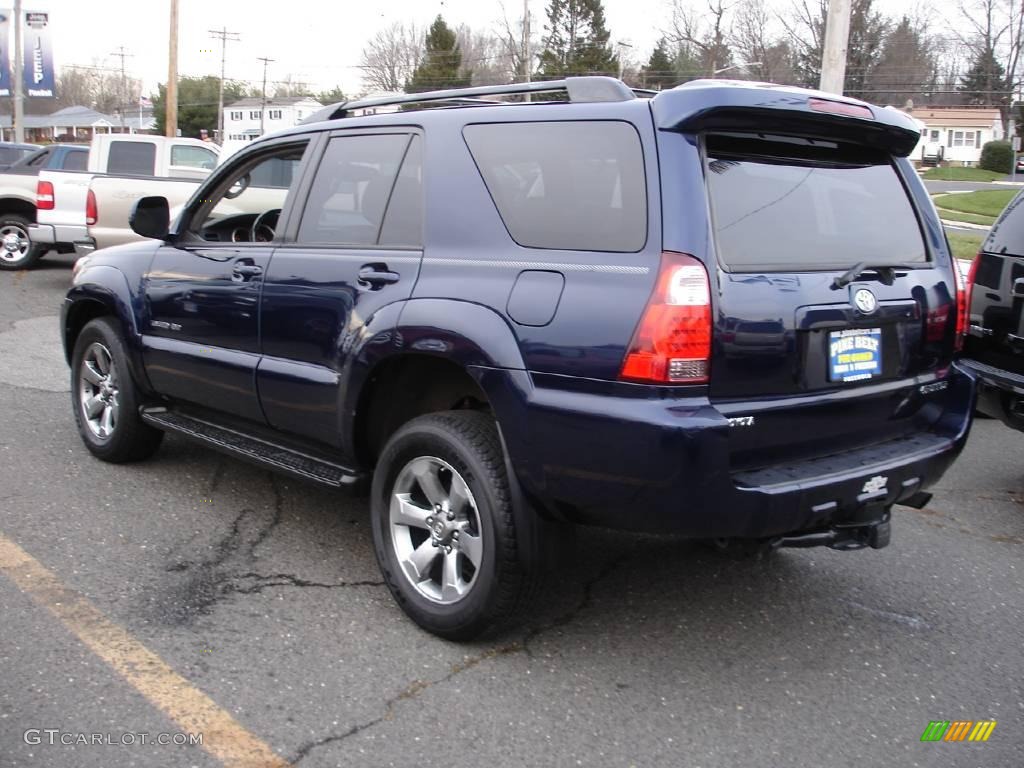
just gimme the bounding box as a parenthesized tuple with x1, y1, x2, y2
(251, 208, 281, 243)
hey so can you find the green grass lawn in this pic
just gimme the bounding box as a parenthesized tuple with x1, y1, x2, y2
(922, 167, 1006, 182)
(934, 207, 997, 227)
(946, 231, 985, 260)
(932, 189, 1015, 218)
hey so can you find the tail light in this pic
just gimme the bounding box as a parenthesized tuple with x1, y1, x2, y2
(85, 189, 97, 226)
(957, 254, 982, 350)
(36, 180, 54, 210)
(619, 252, 712, 384)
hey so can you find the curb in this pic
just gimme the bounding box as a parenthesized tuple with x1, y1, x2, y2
(941, 219, 989, 231)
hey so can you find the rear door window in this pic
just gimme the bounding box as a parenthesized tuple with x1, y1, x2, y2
(107, 141, 156, 175)
(705, 134, 926, 272)
(297, 133, 410, 246)
(61, 150, 87, 171)
(983, 190, 1024, 257)
(463, 121, 647, 252)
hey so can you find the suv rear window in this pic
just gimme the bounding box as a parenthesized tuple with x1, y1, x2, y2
(983, 190, 1024, 257)
(463, 121, 646, 252)
(705, 134, 926, 272)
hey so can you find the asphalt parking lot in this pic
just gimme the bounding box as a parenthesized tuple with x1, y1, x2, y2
(1, 255, 1022, 768)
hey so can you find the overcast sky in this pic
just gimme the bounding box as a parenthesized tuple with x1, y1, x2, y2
(47, 0, 940, 96)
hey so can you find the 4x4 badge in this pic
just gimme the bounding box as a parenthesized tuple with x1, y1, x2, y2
(853, 288, 878, 314)
(862, 475, 888, 494)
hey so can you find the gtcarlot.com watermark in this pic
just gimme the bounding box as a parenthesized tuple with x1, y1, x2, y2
(24, 729, 203, 747)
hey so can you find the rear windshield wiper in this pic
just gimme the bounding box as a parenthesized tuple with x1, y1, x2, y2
(832, 262, 900, 289)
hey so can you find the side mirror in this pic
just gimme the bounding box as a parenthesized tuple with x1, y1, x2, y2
(129, 196, 170, 240)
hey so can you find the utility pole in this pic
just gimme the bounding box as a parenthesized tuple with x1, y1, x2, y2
(13, 0, 23, 143)
(166, 0, 179, 137)
(819, 0, 852, 95)
(616, 42, 632, 81)
(520, 0, 531, 101)
(257, 56, 274, 134)
(110, 46, 132, 130)
(209, 27, 240, 143)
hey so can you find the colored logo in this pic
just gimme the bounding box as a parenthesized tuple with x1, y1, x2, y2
(920, 720, 997, 742)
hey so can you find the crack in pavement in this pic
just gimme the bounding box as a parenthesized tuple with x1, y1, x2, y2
(290, 546, 637, 764)
(230, 572, 384, 593)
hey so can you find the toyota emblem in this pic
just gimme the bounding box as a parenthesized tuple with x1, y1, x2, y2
(853, 288, 877, 314)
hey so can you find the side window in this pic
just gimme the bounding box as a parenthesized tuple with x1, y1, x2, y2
(26, 150, 49, 167)
(463, 121, 647, 252)
(107, 141, 156, 175)
(185, 142, 308, 241)
(379, 136, 423, 247)
(62, 150, 87, 171)
(297, 133, 409, 246)
(171, 145, 217, 170)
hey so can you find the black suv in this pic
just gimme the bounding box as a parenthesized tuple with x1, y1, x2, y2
(63, 77, 975, 639)
(961, 190, 1024, 431)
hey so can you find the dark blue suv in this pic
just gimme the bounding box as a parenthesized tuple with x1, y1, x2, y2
(62, 77, 976, 638)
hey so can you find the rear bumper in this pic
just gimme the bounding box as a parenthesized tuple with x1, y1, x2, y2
(477, 363, 976, 538)
(960, 357, 1024, 432)
(28, 223, 95, 257)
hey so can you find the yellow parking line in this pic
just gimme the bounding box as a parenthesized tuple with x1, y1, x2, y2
(0, 533, 290, 768)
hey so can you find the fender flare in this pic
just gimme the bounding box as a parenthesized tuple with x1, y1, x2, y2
(339, 298, 527, 458)
(64, 265, 154, 394)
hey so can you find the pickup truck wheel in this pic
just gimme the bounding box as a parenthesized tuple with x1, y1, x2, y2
(0, 215, 42, 270)
(71, 318, 163, 463)
(371, 411, 541, 640)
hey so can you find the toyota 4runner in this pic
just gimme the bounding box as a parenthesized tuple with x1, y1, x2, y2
(62, 77, 976, 639)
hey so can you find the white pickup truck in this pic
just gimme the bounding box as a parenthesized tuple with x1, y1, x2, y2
(24, 134, 217, 269)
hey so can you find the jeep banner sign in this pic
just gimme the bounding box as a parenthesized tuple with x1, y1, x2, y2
(23, 10, 54, 98)
(0, 10, 11, 98)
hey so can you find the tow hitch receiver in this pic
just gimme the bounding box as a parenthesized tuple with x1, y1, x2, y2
(772, 512, 891, 551)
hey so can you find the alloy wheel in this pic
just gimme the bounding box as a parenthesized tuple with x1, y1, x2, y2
(389, 456, 484, 604)
(78, 342, 119, 440)
(0, 224, 29, 264)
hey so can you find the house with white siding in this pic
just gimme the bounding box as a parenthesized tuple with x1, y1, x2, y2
(222, 96, 323, 141)
(908, 107, 1004, 165)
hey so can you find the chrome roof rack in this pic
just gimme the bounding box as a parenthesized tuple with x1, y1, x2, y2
(302, 76, 643, 123)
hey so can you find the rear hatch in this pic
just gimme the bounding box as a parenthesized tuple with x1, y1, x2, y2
(964, 190, 1024, 371)
(654, 89, 958, 470)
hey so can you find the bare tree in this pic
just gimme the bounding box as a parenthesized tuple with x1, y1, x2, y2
(272, 73, 310, 98)
(359, 21, 424, 93)
(669, 0, 735, 76)
(952, 0, 1024, 115)
(497, 0, 538, 81)
(731, 0, 796, 83)
(457, 25, 515, 86)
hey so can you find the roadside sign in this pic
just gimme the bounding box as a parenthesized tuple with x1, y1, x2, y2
(1014, 136, 1021, 151)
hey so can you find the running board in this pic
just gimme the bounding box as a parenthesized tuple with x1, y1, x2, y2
(140, 407, 365, 489)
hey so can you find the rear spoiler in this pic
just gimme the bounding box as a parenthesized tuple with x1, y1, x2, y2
(650, 80, 921, 157)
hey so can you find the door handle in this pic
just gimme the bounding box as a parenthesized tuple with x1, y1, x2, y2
(358, 263, 400, 289)
(232, 260, 263, 281)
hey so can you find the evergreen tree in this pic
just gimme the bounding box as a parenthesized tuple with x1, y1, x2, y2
(642, 38, 677, 89)
(406, 15, 470, 92)
(959, 48, 1010, 107)
(537, 0, 618, 79)
(869, 17, 937, 106)
(152, 76, 246, 138)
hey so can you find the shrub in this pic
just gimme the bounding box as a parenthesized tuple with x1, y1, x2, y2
(979, 140, 1013, 174)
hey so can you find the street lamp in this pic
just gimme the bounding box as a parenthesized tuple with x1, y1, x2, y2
(713, 61, 762, 76)
(616, 41, 632, 80)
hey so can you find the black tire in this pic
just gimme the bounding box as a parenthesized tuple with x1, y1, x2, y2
(70, 317, 163, 463)
(0, 214, 43, 270)
(371, 411, 543, 640)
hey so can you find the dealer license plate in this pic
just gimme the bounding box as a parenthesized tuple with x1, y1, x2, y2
(829, 328, 882, 382)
